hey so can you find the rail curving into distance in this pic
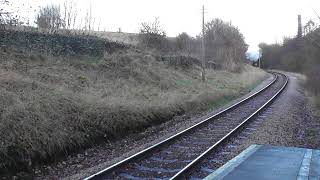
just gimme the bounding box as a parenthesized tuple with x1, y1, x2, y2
(84, 72, 288, 180)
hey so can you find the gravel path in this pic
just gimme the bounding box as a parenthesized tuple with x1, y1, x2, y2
(235, 72, 320, 150)
(187, 72, 320, 178)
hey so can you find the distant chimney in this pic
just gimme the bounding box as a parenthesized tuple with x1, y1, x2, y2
(297, 15, 302, 38)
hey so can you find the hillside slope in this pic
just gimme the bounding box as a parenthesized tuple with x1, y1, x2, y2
(0, 46, 268, 174)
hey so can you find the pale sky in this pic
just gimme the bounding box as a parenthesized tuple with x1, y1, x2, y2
(11, 0, 320, 52)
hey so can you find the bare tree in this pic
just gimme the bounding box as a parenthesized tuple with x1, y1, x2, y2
(204, 19, 248, 70)
(62, 0, 78, 29)
(0, 0, 9, 24)
(304, 20, 316, 35)
(0, 0, 20, 27)
(36, 5, 62, 30)
(82, 0, 96, 31)
(139, 17, 168, 50)
(176, 32, 192, 53)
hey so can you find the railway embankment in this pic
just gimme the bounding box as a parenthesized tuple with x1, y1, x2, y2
(0, 41, 267, 178)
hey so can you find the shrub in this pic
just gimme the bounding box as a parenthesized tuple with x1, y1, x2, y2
(306, 66, 320, 96)
(138, 18, 169, 51)
(176, 32, 193, 53)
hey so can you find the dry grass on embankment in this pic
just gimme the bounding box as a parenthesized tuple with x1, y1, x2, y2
(0, 47, 268, 173)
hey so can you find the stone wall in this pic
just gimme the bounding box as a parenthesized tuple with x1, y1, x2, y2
(0, 29, 127, 57)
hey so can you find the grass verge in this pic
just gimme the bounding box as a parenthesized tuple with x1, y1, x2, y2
(305, 92, 320, 148)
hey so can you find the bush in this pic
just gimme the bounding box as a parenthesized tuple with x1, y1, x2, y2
(175, 32, 193, 53)
(138, 18, 169, 51)
(306, 66, 320, 95)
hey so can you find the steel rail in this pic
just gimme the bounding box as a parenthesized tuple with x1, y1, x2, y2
(84, 73, 279, 180)
(170, 72, 288, 179)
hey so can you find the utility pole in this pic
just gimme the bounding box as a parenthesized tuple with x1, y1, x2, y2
(201, 5, 206, 82)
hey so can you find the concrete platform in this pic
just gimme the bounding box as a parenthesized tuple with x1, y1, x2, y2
(204, 144, 320, 180)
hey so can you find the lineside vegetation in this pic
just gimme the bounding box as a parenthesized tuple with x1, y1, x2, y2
(0, 2, 267, 174)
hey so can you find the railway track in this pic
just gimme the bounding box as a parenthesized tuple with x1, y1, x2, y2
(85, 72, 288, 180)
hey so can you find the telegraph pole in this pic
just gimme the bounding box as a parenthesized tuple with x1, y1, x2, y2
(201, 5, 206, 82)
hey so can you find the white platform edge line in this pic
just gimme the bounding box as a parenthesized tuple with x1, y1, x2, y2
(297, 149, 313, 180)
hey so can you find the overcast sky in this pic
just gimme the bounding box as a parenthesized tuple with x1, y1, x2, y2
(13, 0, 320, 52)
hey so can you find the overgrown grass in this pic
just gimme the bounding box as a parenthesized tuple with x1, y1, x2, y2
(0, 47, 268, 173)
(306, 91, 320, 149)
(310, 95, 320, 113)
